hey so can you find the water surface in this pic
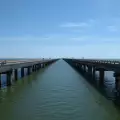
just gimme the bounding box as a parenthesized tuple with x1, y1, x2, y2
(0, 60, 120, 120)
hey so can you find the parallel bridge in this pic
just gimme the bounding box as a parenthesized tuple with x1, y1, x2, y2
(64, 58, 120, 90)
(1, 58, 120, 90)
(0, 59, 57, 87)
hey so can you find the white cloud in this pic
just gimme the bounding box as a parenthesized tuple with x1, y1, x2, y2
(0, 36, 52, 41)
(70, 36, 89, 41)
(1, 34, 120, 47)
(107, 25, 118, 32)
(0, 34, 72, 42)
(60, 22, 89, 28)
(70, 36, 120, 43)
(60, 19, 96, 28)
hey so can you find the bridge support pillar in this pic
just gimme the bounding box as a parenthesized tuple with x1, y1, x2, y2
(14, 69, 18, 81)
(0, 74, 1, 87)
(6, 70, 12, 86)
(79, 64, 82, 69)
(37, 64, 40, 70)
(36, 64, 38, 70)
(39, 64, 41, 69)
(33, 65, 36, 72)
(81, 65, 83, 70)
(30, 67, 32, 73)
(39, 64, 42, 69)
(21, 68, 24, 77)
(43, 64, 45, 68)
(92, 67, 96, 80)
(114, 72, 120, 90)
(99, 69, 105, 85)
(76, 63, 78, 67)
(83, 65, 86, 72)
(35, 65, 37, 71)
(32, 65, 35, 72)
(41, 64, 43, 68)
(27, 67, 31, 75)
(88, 66, 92, 75)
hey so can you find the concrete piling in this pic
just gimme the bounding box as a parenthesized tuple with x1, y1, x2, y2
(27, 67, 31, 75)
(6, 70, 12, 86)
(0, 74, 1, 87)
(99, 69, 105, 85)
(0, 59, 57, 88)
(114, 72, 120, 90)
(32, 65, 35, 72)
(21, 68, 24, 78)
(88, 66, 92, 75)
(14, 69, 18, 81)
(83, 65, 86, 72)
(92, 67, 96, 80)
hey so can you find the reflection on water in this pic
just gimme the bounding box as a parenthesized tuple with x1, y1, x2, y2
(75, 65, 117, 99)
(95, 71, 115, 98)
(0, 60, 120, 120)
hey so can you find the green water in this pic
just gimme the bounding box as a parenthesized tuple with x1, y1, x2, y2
(0, 60, 120, 120)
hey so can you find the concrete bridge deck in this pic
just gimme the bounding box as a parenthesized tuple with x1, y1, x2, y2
(66, 59, 120, 72)
(0, 59, 49, 65)
(0, 59, 57, 87)
(1, 58, 120, 89)
(0, 59, 54, 74)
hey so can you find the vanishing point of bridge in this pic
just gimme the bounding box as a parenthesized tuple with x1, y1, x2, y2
(0, 58, 120, 90)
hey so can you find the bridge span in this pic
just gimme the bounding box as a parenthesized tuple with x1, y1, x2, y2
(1, 58, 120, 90)
(0, 59, 57, 87)
(1, 59, 120, 120)
(64, 58, 120, 90)
(0, 59, 120, 120)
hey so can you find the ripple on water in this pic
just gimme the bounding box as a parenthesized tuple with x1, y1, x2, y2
(0, 60, 120, 120)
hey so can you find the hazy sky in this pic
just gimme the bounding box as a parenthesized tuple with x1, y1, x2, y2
(0, 0, 120, 58)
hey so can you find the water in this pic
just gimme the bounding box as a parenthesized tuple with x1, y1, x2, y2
(0, 60, 120, 120)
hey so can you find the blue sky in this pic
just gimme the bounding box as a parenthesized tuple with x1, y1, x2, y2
(0, 0, 120, 58)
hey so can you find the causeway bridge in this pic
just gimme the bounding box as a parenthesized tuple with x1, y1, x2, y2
(1, 58, 120, 90)
(0, 59, 57, 87)
(1, 58, 120, 120)
(64, 58, 120, 90)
